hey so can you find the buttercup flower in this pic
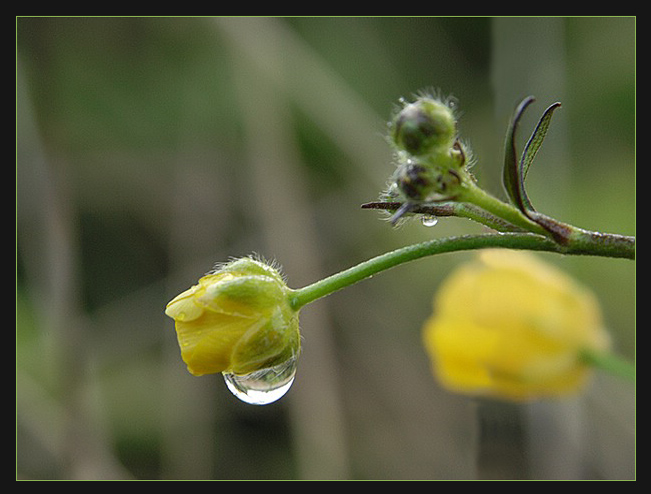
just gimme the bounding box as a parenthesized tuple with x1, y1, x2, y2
(165, 257, 300, 378)
(422, 249, 611, 401)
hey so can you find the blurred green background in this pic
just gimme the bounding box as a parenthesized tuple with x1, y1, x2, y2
(17, 17, 635, 480)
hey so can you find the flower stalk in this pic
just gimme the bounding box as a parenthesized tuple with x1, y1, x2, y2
(288, 230, 634, 312)
(580, 347, 636, 382)
(456, 175, 549, 236)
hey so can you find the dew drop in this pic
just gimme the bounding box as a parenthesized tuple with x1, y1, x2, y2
(421, 215, 438, 227)
(223, 356, 297, 405)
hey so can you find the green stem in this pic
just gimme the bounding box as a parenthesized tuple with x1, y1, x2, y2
(565, 226, 637, 259)
(580, 348, 636, 382)
(458, 177, 549, 235)
(288, 231, 633, 311)
(456, 175, 636, 258)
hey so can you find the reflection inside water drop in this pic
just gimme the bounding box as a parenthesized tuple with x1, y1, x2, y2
(421, 215, 438, 227)
(223, 356, 297, 405)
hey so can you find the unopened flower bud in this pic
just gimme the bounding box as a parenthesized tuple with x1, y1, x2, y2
(165, 257, 300, 378)
(394, 160, 462, 203)
(391, 97, 457, 157)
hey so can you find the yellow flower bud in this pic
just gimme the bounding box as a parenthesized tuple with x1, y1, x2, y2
(422, 249, 611, 401)
(165, 257, 300, 381)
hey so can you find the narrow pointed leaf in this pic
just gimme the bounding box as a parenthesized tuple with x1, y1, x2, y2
(502, 96, 535, 212)
(518, 102, 562, 211)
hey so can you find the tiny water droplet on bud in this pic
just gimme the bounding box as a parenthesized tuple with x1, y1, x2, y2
(421, 215, 438, 227)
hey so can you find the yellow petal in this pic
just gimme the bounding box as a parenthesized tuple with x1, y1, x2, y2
(165, 286, 204, 322)
(175, 311, 261, 376)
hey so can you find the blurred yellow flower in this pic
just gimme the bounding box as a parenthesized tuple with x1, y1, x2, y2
(165, 257, 300, 377)
(422, 249, 611, 401)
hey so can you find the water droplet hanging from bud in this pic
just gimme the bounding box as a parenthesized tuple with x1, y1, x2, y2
(223, 355, 298, 405)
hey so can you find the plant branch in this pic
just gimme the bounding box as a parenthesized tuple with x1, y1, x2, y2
(288, 231, 634, 311)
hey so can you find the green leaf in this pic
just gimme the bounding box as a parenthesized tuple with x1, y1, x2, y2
(518, 101, 562, 211)
(502, 96, 535, 212)
(500, 97, 571, 244)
